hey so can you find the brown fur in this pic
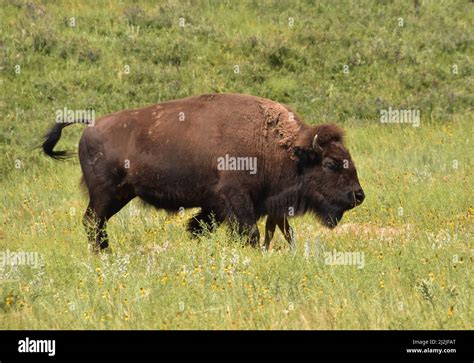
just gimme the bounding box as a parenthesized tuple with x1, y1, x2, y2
(42, 93, 364, 252)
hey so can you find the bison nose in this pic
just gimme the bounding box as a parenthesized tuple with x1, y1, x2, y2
(354, 188, 365, 205)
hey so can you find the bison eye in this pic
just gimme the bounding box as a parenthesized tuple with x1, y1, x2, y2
(324, 158, 342, 172)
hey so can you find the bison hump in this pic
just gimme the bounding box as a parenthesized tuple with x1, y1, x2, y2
(258, 100, 301, 150)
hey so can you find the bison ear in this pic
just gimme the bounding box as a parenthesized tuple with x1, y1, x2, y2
(293, 124, 342, 169)
(292, 146, 320, 168)
(292, 128, 324, 168)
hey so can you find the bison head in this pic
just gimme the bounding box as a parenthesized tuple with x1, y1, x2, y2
(293, 124, 365, 228)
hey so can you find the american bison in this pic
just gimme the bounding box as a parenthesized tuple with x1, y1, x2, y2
(42, 93, 364, 252)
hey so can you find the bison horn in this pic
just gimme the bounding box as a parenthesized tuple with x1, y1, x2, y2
(312, 134, 323, 152)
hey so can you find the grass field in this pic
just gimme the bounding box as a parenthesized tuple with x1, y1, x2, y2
(0, 0, 472, 329)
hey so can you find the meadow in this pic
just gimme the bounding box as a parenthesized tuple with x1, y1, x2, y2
(0, 0, 472, 329)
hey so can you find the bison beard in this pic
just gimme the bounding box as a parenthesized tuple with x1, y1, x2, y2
(42, 93, 364, 252)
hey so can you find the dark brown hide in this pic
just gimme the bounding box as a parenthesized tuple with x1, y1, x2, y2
(42, 93, 364, 252)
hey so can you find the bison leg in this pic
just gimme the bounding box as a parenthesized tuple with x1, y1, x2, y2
(276, 217, 296, 251)
(218, 189, 260, 247)
(240, 223, 260, 248)
(264, 216, 295, 251)
(187, 209, 220, 237)
(82, 191, 134, 253)
(83, 206, 108, 253)
(264, 217, 277, 251)
(229, 220, 259, 248)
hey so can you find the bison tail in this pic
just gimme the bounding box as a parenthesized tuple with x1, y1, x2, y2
(41, 122, 77, 160)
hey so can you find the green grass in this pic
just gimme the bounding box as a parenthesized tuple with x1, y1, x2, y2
(0, 0, 472, 329)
